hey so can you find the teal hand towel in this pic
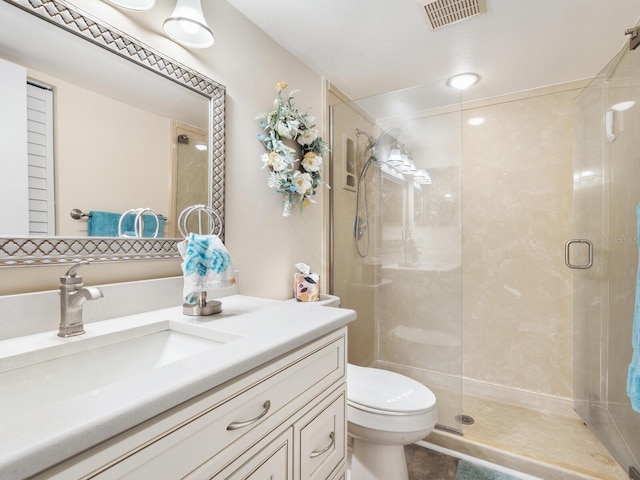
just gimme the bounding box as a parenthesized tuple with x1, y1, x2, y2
(628, 202, 640, 413)
(177, 233, 236, 303)
(87, 211, 120, 237)
(88, 211, 164, 237)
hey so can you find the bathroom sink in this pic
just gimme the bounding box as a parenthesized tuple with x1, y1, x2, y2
(0, 320, 242, 416)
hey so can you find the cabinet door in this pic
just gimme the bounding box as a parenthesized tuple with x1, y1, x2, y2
(209, 428, 293, 480)
(296, 388, 346, 480)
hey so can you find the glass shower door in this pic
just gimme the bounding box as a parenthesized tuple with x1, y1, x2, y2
(573, 40, 640, 476)
(328, 81, 463, 433)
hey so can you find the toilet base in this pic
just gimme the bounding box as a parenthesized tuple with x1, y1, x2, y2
(350, 437, 408, 480)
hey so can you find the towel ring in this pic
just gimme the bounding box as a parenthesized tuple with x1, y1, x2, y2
(118, 208, 160, 238)
(178, 205, 222, 237)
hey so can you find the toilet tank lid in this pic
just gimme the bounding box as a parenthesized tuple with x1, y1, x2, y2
(347, 364, 436, 414)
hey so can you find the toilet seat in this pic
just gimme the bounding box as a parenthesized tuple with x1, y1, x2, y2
(347, 364, 436, 415)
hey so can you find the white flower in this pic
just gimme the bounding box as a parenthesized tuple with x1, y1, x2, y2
(262, 152, 288, 172)
(297, 128, 319, 146)
(292, 171, 312, 195)
(275, 121, 293, 139)
(302, 152, 322, 172)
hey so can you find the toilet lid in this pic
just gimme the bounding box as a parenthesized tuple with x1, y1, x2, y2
(347, 364, 436, 414)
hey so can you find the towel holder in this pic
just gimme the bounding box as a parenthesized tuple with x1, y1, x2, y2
(70, 208, 167, 221)
(178, 204, 222, 238)
(118, 208, 160, 238)
(178, 204, 224, 316)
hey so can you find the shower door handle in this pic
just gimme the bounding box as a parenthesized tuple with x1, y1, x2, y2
(565, 239, 593, 269)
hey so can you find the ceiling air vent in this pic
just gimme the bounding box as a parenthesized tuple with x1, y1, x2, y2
(418, 0, 487, 30)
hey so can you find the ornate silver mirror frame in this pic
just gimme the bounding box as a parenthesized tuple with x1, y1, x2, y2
(0, 0, 225, 267)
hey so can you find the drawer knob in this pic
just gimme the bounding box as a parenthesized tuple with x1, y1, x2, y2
(226, 400, 271, 431)
(309, 432, 335, 458)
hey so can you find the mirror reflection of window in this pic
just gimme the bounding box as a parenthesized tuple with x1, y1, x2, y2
(0, 59, 55, 236)
(171, 123, 209, 237)
(26, 81, 55, 236)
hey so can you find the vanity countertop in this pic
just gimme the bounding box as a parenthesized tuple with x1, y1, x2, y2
(0, 295, 356, 479)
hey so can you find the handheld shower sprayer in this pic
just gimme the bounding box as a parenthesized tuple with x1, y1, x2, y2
(353, 127, 401, 257)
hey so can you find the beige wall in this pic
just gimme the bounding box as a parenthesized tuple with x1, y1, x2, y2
(0, 1, 324, 298)
(328, 86, 378, 366)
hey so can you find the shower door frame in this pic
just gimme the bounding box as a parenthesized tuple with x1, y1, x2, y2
(572, 38, 640, 476)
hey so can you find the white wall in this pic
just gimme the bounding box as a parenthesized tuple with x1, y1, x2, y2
(0, 1, 324, 298)
(0, 58, 29, 235)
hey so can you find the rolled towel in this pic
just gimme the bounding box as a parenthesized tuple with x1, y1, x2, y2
(177, 233, 236, 303)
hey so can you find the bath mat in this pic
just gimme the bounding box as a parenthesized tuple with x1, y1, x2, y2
(455, 459, 519, 480)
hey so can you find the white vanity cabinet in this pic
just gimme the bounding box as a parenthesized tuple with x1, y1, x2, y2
(36, 327, 348, 480)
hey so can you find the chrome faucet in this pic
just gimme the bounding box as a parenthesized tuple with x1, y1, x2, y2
(58, 261, 103, 337)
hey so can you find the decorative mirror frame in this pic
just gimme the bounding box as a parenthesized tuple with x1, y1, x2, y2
(0, 0, 225, 267)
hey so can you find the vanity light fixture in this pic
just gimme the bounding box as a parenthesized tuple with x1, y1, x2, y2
(105, 0, 155, 11)
(387, 142, 403, 163)
(164, 0, 214, 49)
(611, 100, 635, 111)
(447, 72, 479, 90)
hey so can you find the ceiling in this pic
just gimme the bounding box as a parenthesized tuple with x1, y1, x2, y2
(225, 0, 640, 103)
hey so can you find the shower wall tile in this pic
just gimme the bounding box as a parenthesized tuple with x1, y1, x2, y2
(462, 89, 579, 398)
(328, 90, 380, 366)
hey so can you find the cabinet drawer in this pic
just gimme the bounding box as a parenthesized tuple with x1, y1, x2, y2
(296, 388, 346, 480)
(90, 332, 345, 479)
(211, 428, 293, 480)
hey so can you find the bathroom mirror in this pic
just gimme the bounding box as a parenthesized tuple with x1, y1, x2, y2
(0, 0, 225, 266)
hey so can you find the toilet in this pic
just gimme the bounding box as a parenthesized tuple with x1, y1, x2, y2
(347, 364, 437, 480)
(295, 295, 438, 480)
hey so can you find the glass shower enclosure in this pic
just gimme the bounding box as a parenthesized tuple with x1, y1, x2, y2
(327, 81, 463, 433)
(572, 36, 640, 476)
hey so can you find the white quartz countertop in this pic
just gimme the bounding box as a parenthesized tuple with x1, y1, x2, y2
(0, 295, 356, 479)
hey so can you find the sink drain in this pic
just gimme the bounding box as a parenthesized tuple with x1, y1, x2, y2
(455, 414, 475, 425)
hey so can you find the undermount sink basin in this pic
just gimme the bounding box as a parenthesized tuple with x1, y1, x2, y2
(0, 320, 242, 416)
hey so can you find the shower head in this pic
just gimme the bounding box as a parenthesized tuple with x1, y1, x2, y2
(356, 127, 401, 155)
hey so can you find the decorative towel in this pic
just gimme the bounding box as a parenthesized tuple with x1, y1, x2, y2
(87, 211, 164, 237)
(178, 233, 236, 303)
(628, 203, 640, 413)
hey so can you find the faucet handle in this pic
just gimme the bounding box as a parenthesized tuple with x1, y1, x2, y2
(60, 261, 90, 285)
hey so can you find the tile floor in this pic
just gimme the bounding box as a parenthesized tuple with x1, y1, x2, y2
(405, 444, 459, 480)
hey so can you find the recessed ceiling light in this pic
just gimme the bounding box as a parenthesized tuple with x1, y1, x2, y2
(467, 117, 485, 126)
(447, 73, 479, 90)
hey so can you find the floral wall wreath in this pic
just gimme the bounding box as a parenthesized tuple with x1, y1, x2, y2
(256, 81, 329, 217)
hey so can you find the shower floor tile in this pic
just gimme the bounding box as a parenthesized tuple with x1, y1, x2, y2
(426, 396, 628, 480)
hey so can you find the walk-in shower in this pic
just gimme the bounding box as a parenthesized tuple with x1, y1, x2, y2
(328, 41, 637, 475)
